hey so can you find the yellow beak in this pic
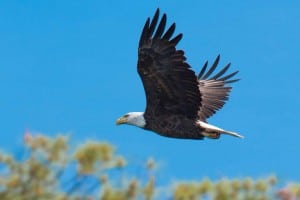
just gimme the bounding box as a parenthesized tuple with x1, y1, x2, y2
(116, 117, 127, 125)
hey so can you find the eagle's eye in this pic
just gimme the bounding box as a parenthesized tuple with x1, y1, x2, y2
(123, 114, 129, 118)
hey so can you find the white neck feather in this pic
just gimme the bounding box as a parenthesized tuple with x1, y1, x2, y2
(126, 112, 146, 128)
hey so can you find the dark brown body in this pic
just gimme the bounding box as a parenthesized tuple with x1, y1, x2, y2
(144, 114, 205, 139)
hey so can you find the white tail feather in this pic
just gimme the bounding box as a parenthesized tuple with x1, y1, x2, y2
(198, 121, 244, 139)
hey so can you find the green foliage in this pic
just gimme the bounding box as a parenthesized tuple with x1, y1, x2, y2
(173, 177, 277, 200)
(0, 133, 299, 200)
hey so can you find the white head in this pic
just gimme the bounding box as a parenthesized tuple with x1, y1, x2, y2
(116, 112, 146, 128)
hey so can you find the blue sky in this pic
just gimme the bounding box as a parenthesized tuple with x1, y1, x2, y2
(1, 1, 300, 183)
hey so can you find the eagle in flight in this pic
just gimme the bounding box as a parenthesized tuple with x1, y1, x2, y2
(116, 9, 243, 140)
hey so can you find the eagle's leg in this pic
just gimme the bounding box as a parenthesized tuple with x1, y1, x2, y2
(202, 131, 220, 139)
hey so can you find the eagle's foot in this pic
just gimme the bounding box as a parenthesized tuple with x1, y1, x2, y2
(203, 132, 220, 139)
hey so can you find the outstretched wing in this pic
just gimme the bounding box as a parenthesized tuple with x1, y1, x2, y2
(138, 9, 201, 119)
(197, 55, 239, 121)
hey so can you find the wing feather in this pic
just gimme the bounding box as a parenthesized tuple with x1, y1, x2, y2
(138, 9, 201, 120)
(162, 23, 175, 40)
(197, 56, 239, 121)
(197, 61, 208, 79)
(153, 14, 166, 40)
(211, 63, 230, 79)
(202, 55, 220, 79)
(169, 34, 183, 46)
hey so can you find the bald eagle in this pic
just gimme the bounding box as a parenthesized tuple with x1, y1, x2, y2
(116, 9, 243, 140)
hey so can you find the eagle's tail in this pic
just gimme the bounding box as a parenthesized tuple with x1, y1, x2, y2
(197, 120, 244, 139)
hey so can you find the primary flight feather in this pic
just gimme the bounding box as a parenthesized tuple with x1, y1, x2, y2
(116, 9, 243, 140)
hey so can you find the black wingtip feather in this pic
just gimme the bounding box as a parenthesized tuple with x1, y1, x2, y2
(225, 78, 240, 84)
(162, 23, 176, 40)
(170, 33, 182, 46)
(211, 63, 231, 80)
(225, 78, 241, 84)
(220, 71, 239, 82)
(198, 61, 208, 79)
(139, 18, 150, 47)
(198, 55, 239, 83)
(153, 14, 166, 40)
(148, 9, 160, 37)
(202, 55, 220, 79)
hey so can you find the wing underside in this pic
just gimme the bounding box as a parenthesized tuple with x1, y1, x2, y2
(197, 55, 239, 121)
